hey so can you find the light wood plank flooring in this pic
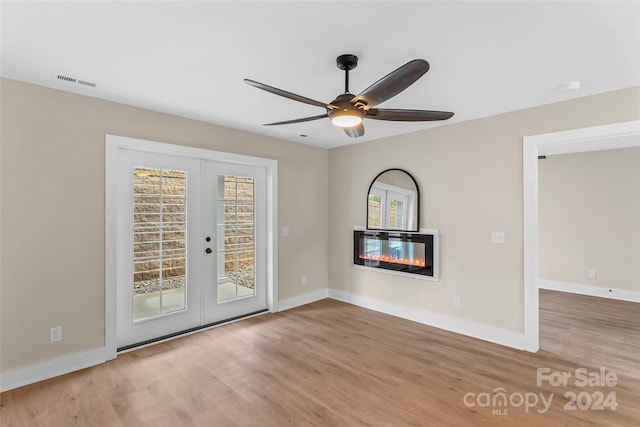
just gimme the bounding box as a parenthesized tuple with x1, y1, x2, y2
(539, 289, 640, 382)
(1, 290, 638, 426)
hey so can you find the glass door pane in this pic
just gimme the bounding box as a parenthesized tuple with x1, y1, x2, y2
(117, 149, 202, 349)
(216, 175, 256, 302)
(132, 167, 187, 320)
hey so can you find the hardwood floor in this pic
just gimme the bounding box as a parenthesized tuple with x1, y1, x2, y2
(1, 291, 638, 426)
(539, 289, 640, 382)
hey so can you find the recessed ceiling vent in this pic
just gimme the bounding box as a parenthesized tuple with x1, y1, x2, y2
(55, 73, 97, 88)
(57, 74, 76, 83)
(77, 79, 97, 88)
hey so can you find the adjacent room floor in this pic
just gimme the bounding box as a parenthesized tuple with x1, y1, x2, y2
(1, 290, 638, 426)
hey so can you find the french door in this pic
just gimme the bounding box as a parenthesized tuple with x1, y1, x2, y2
(115, 149, 267, 349)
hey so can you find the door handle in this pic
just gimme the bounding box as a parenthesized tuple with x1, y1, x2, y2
(205, 248, 212, 254)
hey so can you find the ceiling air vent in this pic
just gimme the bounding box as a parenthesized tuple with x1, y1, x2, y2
(77, 80, 96, 88)
(57, 74, 77, 84)
(54, 73, 96, 89)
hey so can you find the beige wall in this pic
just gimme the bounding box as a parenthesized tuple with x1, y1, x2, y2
(0, 78, 328, 371)
(328, 86, 640, 334)
(2, 77, 639, 375)
(539, 148, 640, 291)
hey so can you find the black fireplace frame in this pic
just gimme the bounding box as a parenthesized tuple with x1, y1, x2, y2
(353, 229, 438, 279)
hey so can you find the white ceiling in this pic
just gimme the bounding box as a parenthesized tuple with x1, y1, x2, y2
(2, 1, 639, 149)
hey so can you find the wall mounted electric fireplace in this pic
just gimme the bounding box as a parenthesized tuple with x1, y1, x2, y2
(356, 168, 439, 280)
(353, 229, 439, 280)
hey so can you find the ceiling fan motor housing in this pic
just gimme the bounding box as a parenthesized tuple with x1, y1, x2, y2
(327, 93, 365, 125)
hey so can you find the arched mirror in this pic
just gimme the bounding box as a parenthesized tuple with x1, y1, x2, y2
(366, 168, 420, 231)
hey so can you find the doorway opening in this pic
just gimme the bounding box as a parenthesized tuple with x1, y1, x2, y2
(522, 120, 640, 352)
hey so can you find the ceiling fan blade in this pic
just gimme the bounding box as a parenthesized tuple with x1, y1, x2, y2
(244, 79, 328, 109)
(367, 108, 454, 122)
(262, 113, 328, 126)
(354, 59, 429, 108)
(343, 123, 364, 138)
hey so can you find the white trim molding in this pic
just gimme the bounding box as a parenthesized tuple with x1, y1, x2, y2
(328, 289, 525, 350)
(533, 120, 640, 156)
(278, 289, 330, 312)
(0, 347, 107, 393)
(523, 120, 640, 353)
(539, 280, 640, 303)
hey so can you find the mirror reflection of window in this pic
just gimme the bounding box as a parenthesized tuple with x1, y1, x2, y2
(362, 236, 382, 266)
(368, 182, 415, 230)
(389, 195, 407, 229)
(389, 238, 404, 260)
(367, 169, 419, 231)
(367, 192, 382, 229)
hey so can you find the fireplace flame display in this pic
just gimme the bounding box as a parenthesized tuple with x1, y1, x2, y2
(354, 230, 434, 277)
(359, 254, 426, 267)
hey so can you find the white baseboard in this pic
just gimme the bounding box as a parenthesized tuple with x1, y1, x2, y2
(539, 280, 640, 303)
(2, 286, 532, 392)
(328, 289, 525, 350)
(0, 347, 107, 393)
(2, 289, 329, 392)
(278, 288, 329, 312)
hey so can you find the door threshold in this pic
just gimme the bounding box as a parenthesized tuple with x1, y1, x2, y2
(117, 309, 269, 353)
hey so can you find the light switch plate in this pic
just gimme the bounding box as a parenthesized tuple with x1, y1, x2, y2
(50, 326, 62, 342)
(491, 231, 505, 244)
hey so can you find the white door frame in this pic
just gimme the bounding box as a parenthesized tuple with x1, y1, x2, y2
(105, 135, 278, 360)
(522, 119, 640, 352)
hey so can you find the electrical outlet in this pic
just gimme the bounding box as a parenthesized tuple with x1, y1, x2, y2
(453, 296, 461, 307)
(301, 275, 308, 286)
(50, 326, 62, 342)
(588, 270, 597, 279)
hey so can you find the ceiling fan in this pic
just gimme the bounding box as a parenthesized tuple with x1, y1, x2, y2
(244, 54, 454, 138)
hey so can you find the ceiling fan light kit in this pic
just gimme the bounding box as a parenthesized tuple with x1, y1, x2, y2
(331, 109, 363, 128)
(244, 54, 454, 138)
